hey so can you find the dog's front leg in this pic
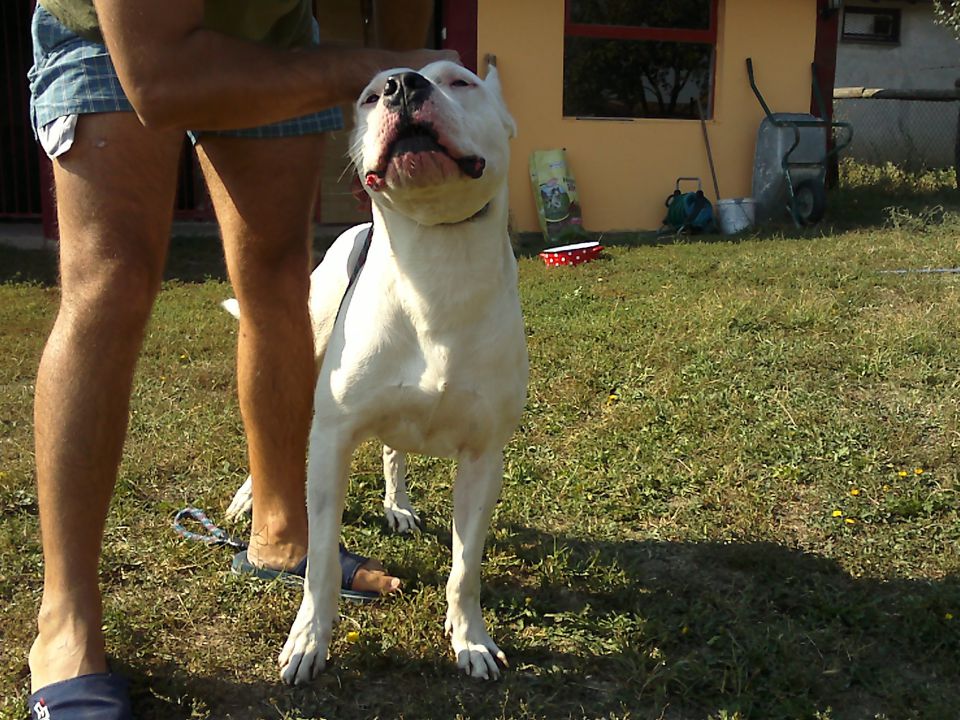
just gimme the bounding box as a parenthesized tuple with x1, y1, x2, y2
(278, 427, 351, 685)
(445, 450, 507, 680)
(382, 445, 422, 533)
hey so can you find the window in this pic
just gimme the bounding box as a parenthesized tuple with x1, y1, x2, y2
(841, 7, 901, 44)
(563, 0, 719, 120)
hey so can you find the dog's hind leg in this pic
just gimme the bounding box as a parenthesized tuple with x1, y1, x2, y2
(445, 450, 507, 680)
(382, 445, 422, 533)
(225, 474, 254, 521)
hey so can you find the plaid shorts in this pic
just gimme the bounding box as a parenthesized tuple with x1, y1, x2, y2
(27, 4, 344, 147)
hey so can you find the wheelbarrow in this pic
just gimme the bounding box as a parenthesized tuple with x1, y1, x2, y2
(746, 57, 853, 227)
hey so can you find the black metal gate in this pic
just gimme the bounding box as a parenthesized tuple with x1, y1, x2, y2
(1, 0, 43, 219)
(1, 1, 212, 227)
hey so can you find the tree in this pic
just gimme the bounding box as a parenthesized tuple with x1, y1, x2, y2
(933, 0, 960, 39)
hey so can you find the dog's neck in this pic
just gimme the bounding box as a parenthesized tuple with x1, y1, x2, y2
(369, 183, 515, 320)
(372, 183, 510, 262)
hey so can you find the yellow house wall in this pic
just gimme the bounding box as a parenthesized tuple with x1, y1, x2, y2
(477, 0, 819, 232)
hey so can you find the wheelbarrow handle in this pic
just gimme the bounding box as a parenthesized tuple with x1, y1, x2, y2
(746, 57, 776, 120)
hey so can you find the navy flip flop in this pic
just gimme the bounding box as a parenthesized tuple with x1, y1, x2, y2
(28, 672, 132, 720)
(231, 543, 379, 602)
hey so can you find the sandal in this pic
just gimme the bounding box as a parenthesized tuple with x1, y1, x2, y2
(28, 672, 132, 720)
(231, 543, 380, 602)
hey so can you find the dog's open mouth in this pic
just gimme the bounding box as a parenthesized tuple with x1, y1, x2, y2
(365, 122, 485, 191)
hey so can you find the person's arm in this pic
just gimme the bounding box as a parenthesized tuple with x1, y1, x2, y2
(93, 0, 455, 131)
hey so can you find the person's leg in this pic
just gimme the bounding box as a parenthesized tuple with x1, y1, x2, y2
(194, 133, 399, 593)
(29, 112, 183, 691)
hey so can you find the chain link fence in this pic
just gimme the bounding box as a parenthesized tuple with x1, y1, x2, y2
(833, 92, 959, 174)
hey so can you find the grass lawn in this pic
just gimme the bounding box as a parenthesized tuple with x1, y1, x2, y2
(1, 164, 959, 719)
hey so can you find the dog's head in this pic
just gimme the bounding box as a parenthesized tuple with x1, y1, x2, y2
(351, 60, 516, 226)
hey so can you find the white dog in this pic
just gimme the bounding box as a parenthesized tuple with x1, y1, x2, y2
(269, 59, 527, 684)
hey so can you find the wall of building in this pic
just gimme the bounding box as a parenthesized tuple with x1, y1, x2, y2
(834, 2, 958, 169)
(478, 0, 821, 232)
(836, 2, 956, 89)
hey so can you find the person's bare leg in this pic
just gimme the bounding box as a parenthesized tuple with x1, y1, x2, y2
(195, 133, 398, 594)
(29, 113, 182, 691)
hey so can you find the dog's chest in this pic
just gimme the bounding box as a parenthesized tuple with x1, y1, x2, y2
(366, 335, 523, 457)
(317, 221, 527, 458)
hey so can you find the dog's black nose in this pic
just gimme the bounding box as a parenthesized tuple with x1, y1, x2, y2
(383, 71, 433, 113)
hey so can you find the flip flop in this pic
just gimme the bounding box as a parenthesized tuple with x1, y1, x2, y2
(28, 672, 132, 720)
(231, 543, 379, 603)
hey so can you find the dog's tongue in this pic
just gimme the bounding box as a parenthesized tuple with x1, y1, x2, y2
(365, 172, 387, 191)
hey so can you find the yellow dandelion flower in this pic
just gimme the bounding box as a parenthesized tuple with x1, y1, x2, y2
(914, 468, 924, 475)
(346, 631, 361, 643)
(946, 613, 954, 621)
(845, 518, 856, 525)
(832, 510, 843, 518)
(898, 471, 909, 478)
(882, 485, 891, 492)
(849, 488, 861, 496)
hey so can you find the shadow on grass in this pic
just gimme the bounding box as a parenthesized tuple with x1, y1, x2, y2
(826, 182, 959, 234)
(0, 246, 58, 286)
(0, 232, 356, 289)
(120, 532, 959, 720)
(0, 236, 231, 287)
(491, 530, 960, 718)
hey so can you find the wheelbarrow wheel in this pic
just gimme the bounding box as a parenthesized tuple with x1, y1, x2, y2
(791, 178, 827, 226)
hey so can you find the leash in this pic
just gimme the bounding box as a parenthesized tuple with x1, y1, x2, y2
(172, 507, 248, 550)
(335, 222, 374, 322)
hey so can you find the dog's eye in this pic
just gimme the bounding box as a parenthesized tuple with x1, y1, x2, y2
(450, 79, 473, 88)
(363, 93, 380, 105)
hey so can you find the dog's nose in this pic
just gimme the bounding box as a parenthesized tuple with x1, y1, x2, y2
(383, 71, 433, 113)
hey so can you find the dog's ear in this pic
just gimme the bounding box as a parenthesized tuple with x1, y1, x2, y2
(482, 58, 518, 139)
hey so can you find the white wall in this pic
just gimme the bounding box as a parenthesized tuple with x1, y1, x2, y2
(834, 2, 959, 168)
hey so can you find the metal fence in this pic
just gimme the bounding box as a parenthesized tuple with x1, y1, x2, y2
(833, 89, 959, 173)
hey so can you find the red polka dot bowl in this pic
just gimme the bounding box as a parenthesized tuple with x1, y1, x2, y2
(539, 241, 603, 267)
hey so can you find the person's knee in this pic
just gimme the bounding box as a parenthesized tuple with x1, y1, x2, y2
(59, 250, 163, 335)
(231, 239, 311, 316)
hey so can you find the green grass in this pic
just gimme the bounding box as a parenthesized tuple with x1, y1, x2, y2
(2, 165, 959, 719)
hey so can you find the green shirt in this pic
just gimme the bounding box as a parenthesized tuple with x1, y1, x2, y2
(38, 0, 314, 47)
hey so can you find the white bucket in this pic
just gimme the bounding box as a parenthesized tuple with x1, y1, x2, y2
(716, 197, 756, 235)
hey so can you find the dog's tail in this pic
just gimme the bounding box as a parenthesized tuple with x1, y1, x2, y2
(221, 298, 241, 319)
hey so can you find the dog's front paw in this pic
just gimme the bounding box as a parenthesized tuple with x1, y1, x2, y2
(278, 607, 332, 685)
(445, 616, 507, 680)
(383, 499, 422, 534)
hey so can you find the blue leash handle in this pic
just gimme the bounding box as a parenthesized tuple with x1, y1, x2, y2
(172, 507, 248, 550)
